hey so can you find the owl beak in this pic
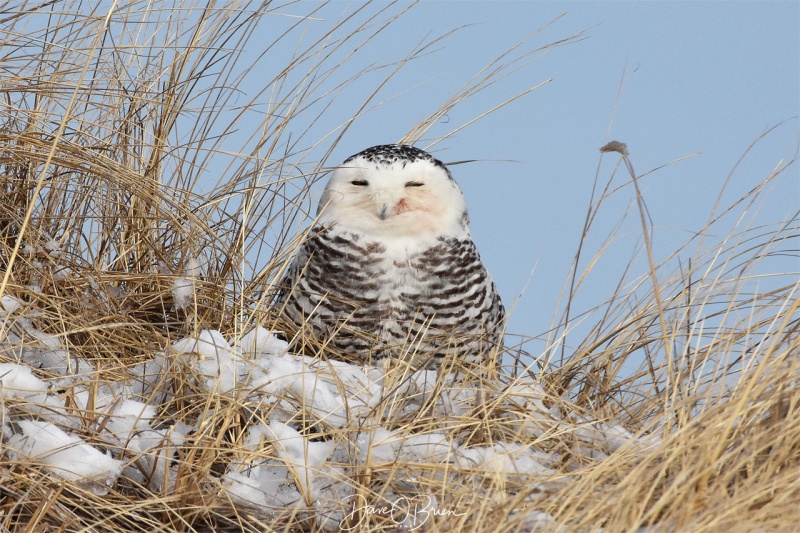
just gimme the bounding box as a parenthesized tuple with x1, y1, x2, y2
(378, 205, 391, 220)
(376, 197, 410, 220)
(374, 191, 396, 220)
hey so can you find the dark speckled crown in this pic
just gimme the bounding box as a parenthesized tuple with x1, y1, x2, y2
(343, 144, 451, 177)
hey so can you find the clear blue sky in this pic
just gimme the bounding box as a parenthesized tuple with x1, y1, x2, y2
(221, 2, 799, 357)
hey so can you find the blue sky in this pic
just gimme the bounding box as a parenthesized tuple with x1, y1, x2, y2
(194, 2, 798, 359)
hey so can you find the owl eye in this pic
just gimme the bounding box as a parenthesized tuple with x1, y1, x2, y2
(405, 181, 424, 188)
(351, 179, 369, 186)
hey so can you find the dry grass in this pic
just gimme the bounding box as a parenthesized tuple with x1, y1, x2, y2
(0, 2, 797, 532)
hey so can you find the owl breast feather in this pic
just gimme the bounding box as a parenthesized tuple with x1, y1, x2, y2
(277, 226, 504, 364)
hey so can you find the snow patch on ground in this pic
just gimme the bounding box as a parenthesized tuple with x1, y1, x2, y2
(7, 420, 122, 495)
(0, 317, 659, 528)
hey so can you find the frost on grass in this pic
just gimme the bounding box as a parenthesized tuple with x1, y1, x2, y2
(0, 313, 657, 528)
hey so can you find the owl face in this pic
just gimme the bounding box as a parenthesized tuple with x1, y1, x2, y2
(319, 145, 469, 240)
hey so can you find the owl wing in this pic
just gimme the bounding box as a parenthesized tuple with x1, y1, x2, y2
(402, 237, 505, 361)
(274, 227, 379, 351)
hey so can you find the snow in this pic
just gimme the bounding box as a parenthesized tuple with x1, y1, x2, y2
(173, 329, 245, 393)
(44, 238, 61, 257)
(223, 422, 338, 509)
(52, 265, 73, 280)
(171, 277, 195, 309)
(7, 420, 123, 495)
(519, 510, 555, 529)
(454, 443, 557, 475)
(503, 374, 548, 414)
(396, 433, 453, 462)
(222, 469, 281, 508)
(72, 388, 157, 444)
(238, 326, 289, 357)
(172, 257, 205, 309)
(0, 363, 49, 400)
(251, 352, 306, 395)
(123, 425, 187, 492)
(0, 295, 22, 316)
(0, 317, 186, 493)
(357, 427, 399, 463)
(0, 307, 94, 378)
(265, 421, 336, 500)
(0, 317, 657, 524)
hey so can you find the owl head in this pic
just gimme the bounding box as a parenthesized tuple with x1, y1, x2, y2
(318, 145, 470, 240)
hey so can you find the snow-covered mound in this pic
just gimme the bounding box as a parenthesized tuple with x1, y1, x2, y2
(0, 293, 658, 529)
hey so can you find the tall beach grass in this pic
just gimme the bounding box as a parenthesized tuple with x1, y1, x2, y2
(0, 2, 797, 532)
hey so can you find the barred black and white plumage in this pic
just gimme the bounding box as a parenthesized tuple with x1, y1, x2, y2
(275, 144, 504, 367)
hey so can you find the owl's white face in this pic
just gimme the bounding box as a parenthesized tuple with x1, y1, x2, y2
(318, 145, 470, 242)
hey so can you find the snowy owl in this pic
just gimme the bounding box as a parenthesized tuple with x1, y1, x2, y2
(275, 144, 505, 368)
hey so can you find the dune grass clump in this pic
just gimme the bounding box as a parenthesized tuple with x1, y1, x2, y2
(0, 2, 797, 532)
